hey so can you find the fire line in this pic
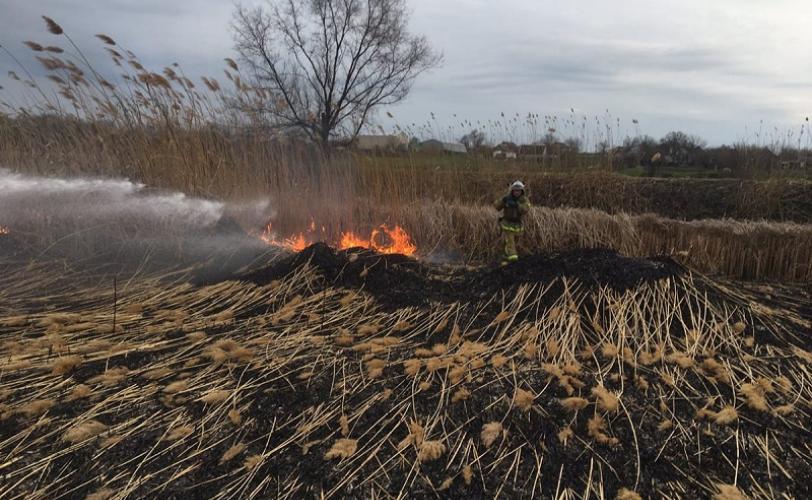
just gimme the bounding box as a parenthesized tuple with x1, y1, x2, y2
(252, 222, 417, 256)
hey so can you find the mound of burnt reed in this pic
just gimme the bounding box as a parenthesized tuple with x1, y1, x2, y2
(477, 248, 681, 291)
(239, 244, 683, 309)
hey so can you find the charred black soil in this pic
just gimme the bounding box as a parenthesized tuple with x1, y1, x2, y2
(0, 245, 810, 500)
(240, 243, 683, 310)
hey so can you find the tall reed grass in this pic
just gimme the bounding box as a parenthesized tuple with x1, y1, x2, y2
(2, 16, 811, 283)
(3, 113, 812, 224)
(368, 202, 812, 283)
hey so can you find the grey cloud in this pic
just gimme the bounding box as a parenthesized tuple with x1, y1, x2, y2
(1, 0, 809, 146)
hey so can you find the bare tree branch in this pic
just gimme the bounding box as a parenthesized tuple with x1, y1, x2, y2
(233, 0, 441, 144)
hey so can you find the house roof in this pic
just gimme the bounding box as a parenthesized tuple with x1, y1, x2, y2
(420, 140, 467, 153)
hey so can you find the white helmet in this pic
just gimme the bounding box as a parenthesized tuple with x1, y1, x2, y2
(510, 180, 525, 192)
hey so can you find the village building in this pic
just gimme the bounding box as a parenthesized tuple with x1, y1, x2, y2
(492, 150, 518, 160)
(354, 134, 409, 151)
(419, 139, 467, 154)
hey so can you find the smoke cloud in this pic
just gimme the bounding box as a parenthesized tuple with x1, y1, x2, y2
(0, 169, 277, 279)
(0, 168, 225, 229)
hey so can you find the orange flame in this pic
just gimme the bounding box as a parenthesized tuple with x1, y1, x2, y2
(0, 226, 9, 235)
(352, 225, 417, 255)
(283, 233, 308, 252)
(339, 231, 369, 249)
(253, 222, 416, 256)
(253, 223, 306, 251)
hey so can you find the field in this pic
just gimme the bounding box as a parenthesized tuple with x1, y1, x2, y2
(2, 118, 812, 500)
(2, 18, 812, 499)
(1, 126, 812, 500)
(4, 116, 812, 223)
(1, 231, 811, 499)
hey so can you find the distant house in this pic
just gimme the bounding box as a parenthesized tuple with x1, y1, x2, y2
(495, 141, 519, 153)
(420, 139, 467, 154)
(517, 142, 572, 162)
(518, 144, 547, 162)
(355, 134, 408, 151)
(492, 150, 517, 160)
(779, 160, 809, 169)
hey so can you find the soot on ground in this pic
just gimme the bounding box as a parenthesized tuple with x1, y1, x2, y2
(240, 243, 682, 309)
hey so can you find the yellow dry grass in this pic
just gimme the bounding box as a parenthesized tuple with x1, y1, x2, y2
(0, 232, 808, 498)
(324, 439, 358, 460)
(63, 420, 107, 443)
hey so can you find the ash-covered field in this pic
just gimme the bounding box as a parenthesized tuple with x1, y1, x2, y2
(1, 238, 810, 499)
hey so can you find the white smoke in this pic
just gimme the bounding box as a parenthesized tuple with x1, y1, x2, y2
(0, 169, 281, 278)
(0, 168, 225, 228)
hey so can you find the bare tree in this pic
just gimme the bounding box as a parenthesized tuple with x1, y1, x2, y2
(233, 0, 441, 144)
(563, 137, 582, 154)
(659, 131, 706, 165)
(460, 129, 486, 152)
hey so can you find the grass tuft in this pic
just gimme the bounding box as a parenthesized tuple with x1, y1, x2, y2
(324, 439, 358, 460)
(560, 397, 589, 412)
(417, 440, 446, 463)
(712, 484, 748, 500)
(591, 385, 620, 413)
(219, 443, 246, 464)
(481, 422, 503, 448)
(199, 390, 231, 404)
(513, 388, 535, 412)
(63, 420, 107, 443)
(51, 355, 82, 375)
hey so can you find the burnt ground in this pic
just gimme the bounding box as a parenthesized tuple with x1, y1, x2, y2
(1, 244, 810, 499)
(239, 243, 683, 310)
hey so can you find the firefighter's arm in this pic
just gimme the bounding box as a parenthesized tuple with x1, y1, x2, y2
(518, 197, 530, 215)
(494, 197, 505, 211)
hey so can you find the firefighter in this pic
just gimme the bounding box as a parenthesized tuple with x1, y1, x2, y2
(494, 180, 530, 265)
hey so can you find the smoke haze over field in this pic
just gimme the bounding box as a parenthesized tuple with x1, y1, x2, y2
(0, 168, 225, 227)
(1, 0, 811, 145)
(0, 169, 275, 274)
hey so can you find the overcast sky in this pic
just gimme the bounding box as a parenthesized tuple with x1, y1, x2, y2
(2, 0, 811, 146)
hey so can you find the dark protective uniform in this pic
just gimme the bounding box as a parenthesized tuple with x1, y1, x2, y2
(494, 193, 530, 262)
